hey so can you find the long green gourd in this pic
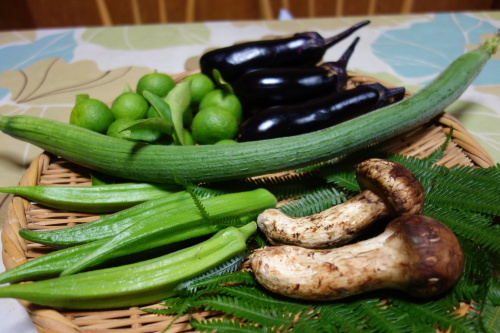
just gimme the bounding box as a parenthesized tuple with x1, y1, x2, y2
(0, 183, 181, 213)
(0, 38, 497, 184)
(0, 223, 256, 309)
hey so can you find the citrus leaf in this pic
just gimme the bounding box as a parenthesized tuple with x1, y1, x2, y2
(164, 80, 191, 145)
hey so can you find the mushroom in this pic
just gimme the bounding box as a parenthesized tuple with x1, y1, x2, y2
(257, 158, 424, 248)
(250, 215, 464, 301)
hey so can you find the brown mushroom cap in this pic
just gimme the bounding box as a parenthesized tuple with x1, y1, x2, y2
(355, 158, 425, 216)
(386, 215, 464, 297)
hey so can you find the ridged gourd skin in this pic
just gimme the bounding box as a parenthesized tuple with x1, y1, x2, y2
(0, 37, 497, 184)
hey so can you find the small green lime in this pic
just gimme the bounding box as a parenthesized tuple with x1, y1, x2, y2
(69, 98, 115, 133)
(199, 89, 242, 122)
(182, 73, 215, 105)
(191, 107, 238, 145)
(106, 118, 162, 143)
(136, 72, 175, 98)
(111, 92, 149, 120)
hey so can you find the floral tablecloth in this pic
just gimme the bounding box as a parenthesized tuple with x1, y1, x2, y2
(0, 11, 499, 332)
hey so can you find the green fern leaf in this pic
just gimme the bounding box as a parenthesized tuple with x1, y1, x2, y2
(177, 270, 256, 297)
(390, 296, 476, 333)
(424, 205, 500, 254)
(216, 285, 312, 314)
(353, 298, 413, 333)
(195, 294, 297, 330)
(279, 186, 347, 217)
(176, 252, 246, 296)
(425, 167, 500, 216)
(314, 302, 367, 333)
(191, 318, 270, 332)
(472, 273, 500, 333)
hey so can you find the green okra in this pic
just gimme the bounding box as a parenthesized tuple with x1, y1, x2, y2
(61, 188, 277, 275)
(0, 222, 256, 309)
(19, 189, 200, 247)
(3, 189, 276, 282)
(0, 183, 181, 213)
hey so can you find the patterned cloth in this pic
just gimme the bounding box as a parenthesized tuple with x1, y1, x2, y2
(0, 12, 499, 330)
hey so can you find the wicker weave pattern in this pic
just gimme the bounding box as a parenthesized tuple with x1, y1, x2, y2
(1, 73, 495, 332)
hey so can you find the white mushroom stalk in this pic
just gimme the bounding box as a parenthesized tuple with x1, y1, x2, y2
(257, 158, 425, 248)
(250, 215, 464, 301)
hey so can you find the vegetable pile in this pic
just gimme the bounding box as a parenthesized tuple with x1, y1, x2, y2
(0, 24, 498, 332)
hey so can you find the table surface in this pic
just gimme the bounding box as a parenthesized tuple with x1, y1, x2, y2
(0, 11, 499, 332)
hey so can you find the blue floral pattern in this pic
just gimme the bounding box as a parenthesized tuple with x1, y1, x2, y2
(372, 13, 500, 86)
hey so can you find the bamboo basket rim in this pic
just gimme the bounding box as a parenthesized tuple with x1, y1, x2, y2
(1, 72, 496, 333)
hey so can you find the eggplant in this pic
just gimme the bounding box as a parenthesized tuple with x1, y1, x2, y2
(237, 83, 405, 142)
(232, 37, 360, 111)
(199, 20, 370, 84)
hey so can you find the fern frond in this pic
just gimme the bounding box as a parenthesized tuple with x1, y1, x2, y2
(323, 164, 359, 192)
(216, 285, 312, 314)
(177, 271, 256, 297)
(353, 298, 414, 333)
(425, 166, 500, 215)
(144, 297, 191, 316)
(194, 294, 297, 330)
(314, 302, 367, 333)
(387, 154, 448, 189)
(471, 273, 500, 333)
(424, 205, 500, 254)
(279, 186, 347, 217)
(389, 297, 474, 333)
(176, 253, 247, 296)
(191, 318, 269, 333)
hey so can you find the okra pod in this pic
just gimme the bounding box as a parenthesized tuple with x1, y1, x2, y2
(0, 222, 257, 309)
(0, 183, 181, 213)
(61, 188, 277, 275)
(5, 189, 276, 281)
(19, 190, 201, 247)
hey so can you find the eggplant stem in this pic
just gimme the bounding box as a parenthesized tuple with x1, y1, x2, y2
(322, 20, 370, 48)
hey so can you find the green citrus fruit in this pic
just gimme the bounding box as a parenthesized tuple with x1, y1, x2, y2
(69, 98, 115, 133)
(106, 118, 162, 143)
(191, 107, 238, 145)
(199, 89, 242, 122)
(111, 92, 149, 120)
(182, 73, 215, 105)
(136, 72, 175, 98)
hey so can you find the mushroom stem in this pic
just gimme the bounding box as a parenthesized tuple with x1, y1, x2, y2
(250, 215, 464, 301)
(258, 189, 390, 248)
(257, 158, 425, 248)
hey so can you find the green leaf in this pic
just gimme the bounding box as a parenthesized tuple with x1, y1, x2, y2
(118, 118, 173, 138)
(212, 69, 234, 94)
(164, 80, 191, 145)
(142, 91, 174, 125)
(191, 318, 267, 333)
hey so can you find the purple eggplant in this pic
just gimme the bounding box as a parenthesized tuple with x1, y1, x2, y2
(237, 83, 405, 142)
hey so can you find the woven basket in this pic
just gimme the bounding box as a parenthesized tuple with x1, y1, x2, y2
(1, 72, 495, 333)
